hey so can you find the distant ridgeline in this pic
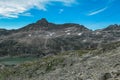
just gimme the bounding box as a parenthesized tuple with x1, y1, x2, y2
(0, 18, 120, 56)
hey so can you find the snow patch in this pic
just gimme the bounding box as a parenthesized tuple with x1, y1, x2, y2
(83, 39, 87, 42)
(49, 32, 55, 36)
(78, 33, 82, 36)
(67, 33, 70, 35)
(65, 30, 70, 32)
(28, 34, 32, 37)
(96, 32, 101, 35)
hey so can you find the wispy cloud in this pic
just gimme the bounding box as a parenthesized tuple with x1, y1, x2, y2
(59, 9, 64, 14)
(0, 0, 76, 18)
(88, 7, 108, 16)
(21, 13, 33, 17)
(87, 0, 116, 16)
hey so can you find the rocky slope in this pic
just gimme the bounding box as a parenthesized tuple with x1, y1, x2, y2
(0, 41, 120, 80)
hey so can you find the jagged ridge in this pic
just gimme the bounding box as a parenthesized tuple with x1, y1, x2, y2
(0, 18, 120, 57)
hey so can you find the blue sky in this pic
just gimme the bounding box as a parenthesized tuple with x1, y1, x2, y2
(0, 0, 120, 30)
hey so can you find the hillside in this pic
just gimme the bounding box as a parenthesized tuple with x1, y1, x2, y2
(0, 41, 120, 80)
(0, 18, 120, 80)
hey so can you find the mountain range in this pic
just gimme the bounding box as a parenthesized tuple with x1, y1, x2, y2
(0, 18, 120, 57)
(0, 18, 120, 80)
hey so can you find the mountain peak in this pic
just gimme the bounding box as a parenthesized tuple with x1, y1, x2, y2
(103, 24, 120, 31)
(36, 18, 48, 24)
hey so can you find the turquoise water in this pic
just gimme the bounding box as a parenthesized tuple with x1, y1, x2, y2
(0, 56, 38, 65)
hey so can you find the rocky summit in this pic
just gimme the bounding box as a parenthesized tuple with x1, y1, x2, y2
(0, 18, 120, 80)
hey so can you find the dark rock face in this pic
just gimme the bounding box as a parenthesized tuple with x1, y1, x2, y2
(0, 18, 120, 57)
(103, 24, 120, 31)
(18, 18, 89, 31)
(36, 18, 49, 24)
(0, 29, 13, 36)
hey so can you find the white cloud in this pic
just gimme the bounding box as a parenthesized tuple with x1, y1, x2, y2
(0, 0, 76, 18)
(54, 0, 77, 6)
(88, 7, 108, 16)
(21, 13, 33, 17)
